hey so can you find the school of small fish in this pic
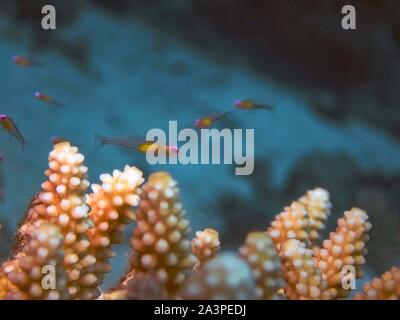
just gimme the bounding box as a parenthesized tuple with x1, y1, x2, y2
(0, 54, 275, 200)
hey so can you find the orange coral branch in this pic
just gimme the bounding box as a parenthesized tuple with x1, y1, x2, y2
(313, 208, 371, 298)
(1, 223, 67, 299)
(129, 172, 197, 296)
(279, 239, 336, 299)
(86, 165, 144, 287)
(353, 267, 400, 300)
(192, 228, 220, 271)
(239, 232, 283, 299)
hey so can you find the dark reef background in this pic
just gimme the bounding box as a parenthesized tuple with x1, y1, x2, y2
(0, 0, 399, 289)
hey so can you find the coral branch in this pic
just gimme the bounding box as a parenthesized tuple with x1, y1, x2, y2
(239, 232, 283, 299)
(86, 165, 144, 287)
(267, 188, 331, 251)
(180, 252, 256, 300)
(298, 188, 331, 246)
(267, 201, 310, 251)
(279, 239, 336, 299)
(192, 228, 220, 271)
(129, 172, 197, 296)
(313, 208, 371, 297)
(0, 223, 67, 299)
(353, 267, 400, 300)
(13, 142, 97, 299)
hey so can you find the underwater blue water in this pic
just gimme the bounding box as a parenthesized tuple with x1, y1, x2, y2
(0, 7, 399, 287)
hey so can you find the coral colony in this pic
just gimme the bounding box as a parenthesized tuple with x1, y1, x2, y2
(0, 141, 398, 300)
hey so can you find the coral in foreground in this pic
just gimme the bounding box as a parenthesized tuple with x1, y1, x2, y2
(1, 223, 67, 299)
(267, 201, 310, 251)
(297, 188, 331, 246)
(267, 188, 332, 251)
(239, 232, 283, 299)
(279, 239, 336, 299)
(12, 141, 96, 299)
(180, 252, 257, 300)
(353, 267, 400, 300)
(86, 165, 143, 290)
(0, 142, 391, 300)
(313, 208, 371, 298)
(192, 228, 220, 271)
(128, 172, 197, 296)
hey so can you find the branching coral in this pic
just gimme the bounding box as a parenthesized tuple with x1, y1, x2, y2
(192, 228, 220, 271)
(239, 232, 283, 299)
(297, 188, 331, 246)
(1, 223, 67, 299)
(12, 142, 96, 299)
(267, 201, 310, 250)
(279, 239, 336, 299)
(353, 267, 400, 300)
(313, 208, 371, 298)
(180, 252, 256, 300)
(267, 188, 331, 251)
(128, 172, 197, 297)
(0, 141, 391, 300)
(86, 165, 143, 290)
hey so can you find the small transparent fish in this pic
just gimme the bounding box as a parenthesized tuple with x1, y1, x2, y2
(35, 92, 63, 107)
(12, 55, 41, 67)
(234, 99, 274, 111)
(95, 133, 179, 157)
(0, 114, 25, 147)
(194, 111, 231, 128)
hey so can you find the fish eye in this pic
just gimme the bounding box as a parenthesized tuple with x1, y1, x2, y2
(234, 99, 242, 106)
(0, 115, 6, 120)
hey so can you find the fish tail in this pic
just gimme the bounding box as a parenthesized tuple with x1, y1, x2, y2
(94, 132, 106, 149)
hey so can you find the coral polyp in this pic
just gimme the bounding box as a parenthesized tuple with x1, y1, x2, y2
(239, 232, 283, 299)
(128, 172, 197, 297)
(1, 223, 67, 300)
(0, 143, 397, 300)
(192, 228, 220, 271)
(353, 267, 400, 300)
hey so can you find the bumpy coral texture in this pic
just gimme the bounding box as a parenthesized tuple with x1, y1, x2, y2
(1, 223, 67, 299)
(0, 141, 387, 300)
(180, 252, 256, 300)
(20, 142, 98, 299)
(298, 188, 331, 246)
(268, 201, 310, 251)
(86, 166, 144, 288)
(129, 172, 197, 296)
(268, 188, 332, 251)
(280, 239, 336, 299)
(192, 228, 220, 270)
(313, 208, 371, 298)
(353, 267, 400, 300)
(239, 232, 283, 299)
